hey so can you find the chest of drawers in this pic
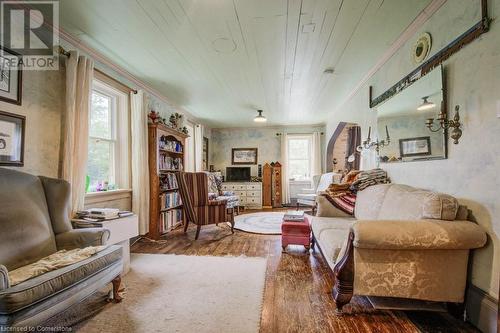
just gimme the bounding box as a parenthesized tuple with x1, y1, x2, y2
(221, 182, 262, 209)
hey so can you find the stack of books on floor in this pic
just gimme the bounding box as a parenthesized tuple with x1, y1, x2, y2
(160, 192, 182, 210)
(160, 209, 182, 233)
(283, 210, 305, 222)
(72, 208, 134, 228)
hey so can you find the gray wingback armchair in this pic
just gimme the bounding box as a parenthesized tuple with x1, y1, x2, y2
(0, 168, 123, 329)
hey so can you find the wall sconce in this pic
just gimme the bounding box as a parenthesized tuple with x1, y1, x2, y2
(426, 105, 462, 144)
(356, 126, 390, 154)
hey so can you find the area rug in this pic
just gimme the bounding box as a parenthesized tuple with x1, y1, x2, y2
(232, 212, 284, 234)
(57, 254, 267, 333)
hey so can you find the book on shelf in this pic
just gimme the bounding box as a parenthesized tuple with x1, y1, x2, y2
(159, 155, 183, 171)
(160, 173, 178, 190)
(283, 210, 305, 222)
(160, 192, 182, 210)
(160, 209, 183, 233)
(159, 135, 183, 153)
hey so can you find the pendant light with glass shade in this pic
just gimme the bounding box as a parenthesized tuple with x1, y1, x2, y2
(254, 109, 267, 122)
(417, 96, 436, 111)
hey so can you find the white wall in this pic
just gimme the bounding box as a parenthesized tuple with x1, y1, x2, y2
(325, 0, 500, 300)
(211, 125, 325, 177)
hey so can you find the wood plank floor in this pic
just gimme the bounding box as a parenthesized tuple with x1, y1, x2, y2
(131, 209, 478, 333)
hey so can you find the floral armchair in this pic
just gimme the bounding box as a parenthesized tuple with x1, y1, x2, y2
(206, 172, 240, 214)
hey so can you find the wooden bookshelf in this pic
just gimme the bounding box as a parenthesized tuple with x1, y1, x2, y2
(148, 123, 188, 240)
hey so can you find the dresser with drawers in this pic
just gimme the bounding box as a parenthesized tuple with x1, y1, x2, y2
(221, 182, 262, 209)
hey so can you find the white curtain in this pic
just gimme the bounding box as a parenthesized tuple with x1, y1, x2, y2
(280, 133, 290, 204)
(311, 131, 322, 177)
(131, 90, 150, 235)
(61, 51, 94, 215)
(194, 124, 204, 172)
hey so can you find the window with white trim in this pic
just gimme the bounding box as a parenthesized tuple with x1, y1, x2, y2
(287, 135, 312, 181)
(87, 79, 130, 192)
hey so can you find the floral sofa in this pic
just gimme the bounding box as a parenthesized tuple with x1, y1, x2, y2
(310, 183, 487, 313)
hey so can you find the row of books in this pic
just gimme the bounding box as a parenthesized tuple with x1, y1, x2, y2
(160, 209, 182, 233)
(160, 192, 182, 210)
(159, 136, 183, 153)
(160, 173, 178, 190)
(160, 156, 183, 171)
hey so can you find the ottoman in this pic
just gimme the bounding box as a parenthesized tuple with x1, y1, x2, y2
(281, 215, 311, 251)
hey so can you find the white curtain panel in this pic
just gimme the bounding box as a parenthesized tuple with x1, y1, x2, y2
(194, 124, 204, 172)
(280, 133, 290, 204)
(311, 131, 322, 177)
(61, 51, 94, 215)
(131, 90, 150, 235)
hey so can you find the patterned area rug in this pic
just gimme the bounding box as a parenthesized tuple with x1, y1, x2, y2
(232, 212, 284, 234)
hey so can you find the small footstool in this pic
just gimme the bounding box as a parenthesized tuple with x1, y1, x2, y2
(281, 215, 311, 251)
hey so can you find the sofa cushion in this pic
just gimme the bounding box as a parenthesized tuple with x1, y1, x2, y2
(0, 168, 57, 271)
(354, 184, 391, 220)
(0, 245, 122, 314)
(311, 216, 354, 240)
(316, 195, 353, 218)
(296, 193, 316, 201)
(377, 184, 458, 221)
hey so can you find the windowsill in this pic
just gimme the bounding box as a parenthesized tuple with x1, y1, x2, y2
(289, 180, 312, 184)
(85, 189, 132, 204)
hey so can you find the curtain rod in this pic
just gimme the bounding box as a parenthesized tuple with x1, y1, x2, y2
(276, 132, 324, 136)
(58, 46, 138, 94)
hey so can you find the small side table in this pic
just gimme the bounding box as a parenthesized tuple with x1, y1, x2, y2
(74, 215, 139, 274)
(281, 215, 311, 251)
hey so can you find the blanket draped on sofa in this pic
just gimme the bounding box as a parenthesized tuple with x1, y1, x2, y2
(8, 246, 108, 286)
(321, 169, 390, 215)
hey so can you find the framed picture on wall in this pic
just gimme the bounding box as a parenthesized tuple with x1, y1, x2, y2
(0, 111, 25, 166)
(0, 47, 22, 105)
(399, 136, 431, 158)
(232, 148, 258, 165)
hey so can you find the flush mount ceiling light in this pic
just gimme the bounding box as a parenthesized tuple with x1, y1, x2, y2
(417, 96, 436, 111)
(253, 110, 267, 123)
(323, 68, 335, 75)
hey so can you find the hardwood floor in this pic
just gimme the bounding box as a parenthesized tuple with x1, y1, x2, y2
(132, 209, 478, 333)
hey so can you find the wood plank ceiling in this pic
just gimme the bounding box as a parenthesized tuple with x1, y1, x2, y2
(59, 0, 432, 127)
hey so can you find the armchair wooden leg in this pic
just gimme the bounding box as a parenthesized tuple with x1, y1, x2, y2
(183, 219, 189, 233)
(195, 224, 202, 240)
(110, 276, 123, 303)
(332, 231, 354, 314)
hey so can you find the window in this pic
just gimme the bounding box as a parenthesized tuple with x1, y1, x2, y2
(287, 135, 312, 181)
(87, 79, 129, 192)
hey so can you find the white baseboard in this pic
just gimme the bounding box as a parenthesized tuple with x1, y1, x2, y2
(466, 285, 498, 333)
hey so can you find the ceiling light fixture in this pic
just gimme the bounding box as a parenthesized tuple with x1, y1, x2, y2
(323, 68, 335, 75)
(417, 96, 436, 111)
(254, 110, 267, 123)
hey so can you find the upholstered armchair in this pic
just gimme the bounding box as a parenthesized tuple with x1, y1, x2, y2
(0, 168, 123, 329)
(176, 172, 235, 240)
